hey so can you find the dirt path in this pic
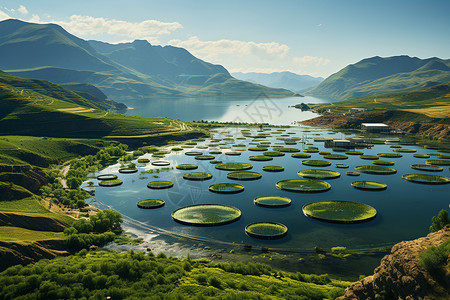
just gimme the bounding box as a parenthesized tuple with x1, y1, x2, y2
(60, 165, 70, 189)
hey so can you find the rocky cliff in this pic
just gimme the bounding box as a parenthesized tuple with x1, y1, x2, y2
(337, 226, 450, 300)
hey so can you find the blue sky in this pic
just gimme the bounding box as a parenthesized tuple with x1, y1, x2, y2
(1, 0, 449, 77)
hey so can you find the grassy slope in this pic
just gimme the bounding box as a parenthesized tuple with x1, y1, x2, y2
(310, 82, 450, 122)
(0, 226, 64, 242)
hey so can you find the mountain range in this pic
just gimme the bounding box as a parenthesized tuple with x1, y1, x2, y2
(306, 55, 450, 100)
(0, 19, 296, 102)
(232, 71, 323, 93)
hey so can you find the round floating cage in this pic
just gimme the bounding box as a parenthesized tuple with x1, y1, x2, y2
(151, 161, 170, 166)
(272, 147, 300, 153)
(172, 204, 241, 227)
(209, 160, 223, 164)
(119, 168, 138, 174)
(147, 181, 174, 189)
(355, 165, 397, 175)
(96, 174, 118, 181)
(215, 162, 253, 171)
(137, 199, 165, 209)
(302, 201, 377, 224)
(413, 154, 430, 158)
(377, 153, 403, 158)
(402, 174, 450, 185)
(209, 183, 245, 194)
(254, 196, 291, 208)
(185, 151, 203, 156)
(360, 155, 379, 160)
(393, 148, 417, 153)
(291, 153, 311, 159)
(248, 147, 268, 151)
(209, 150, 222, 155)
(425, 159, 450, 166)
(276, 179, 331, 193)
(98, 179, 123, 187)
(263, 151, 285, 157)
(351, 181, 387, 191)
(227, 171, 262, 181)
(194, 155, 215, 160)
(249, 155, 273, 161)
(302, 160, 332, 167)
(225, 151, 242, 156)
(346, 171, 360, 176)
(297, 169, 340, 179)
(183, 172, 213, 181)
(372, 160, 394, 166)
(262, 165, 285, 172)
(345, 151, 364, 155)
(335, 164, 349, 169)
(411, 164, 443, 172)
(176, 164, 198, 170)
(245, 222, 288, 240)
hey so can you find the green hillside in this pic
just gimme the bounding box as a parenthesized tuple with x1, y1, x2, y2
(0, 71, 200, 138)
(307, 56, 450, 100)
(310, 82, 450, 121)
(1, 19, 296, 100)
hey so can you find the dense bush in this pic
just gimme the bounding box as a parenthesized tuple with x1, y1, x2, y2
(0, 251, 347, 299)
(420, 239, 450, 276)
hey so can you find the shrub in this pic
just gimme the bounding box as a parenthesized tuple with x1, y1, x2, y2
(429, 209, 449, 232)
(419, 239, 450, 275)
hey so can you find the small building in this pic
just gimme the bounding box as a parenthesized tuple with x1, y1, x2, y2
(361, 123, 390, 133)
(349, 108, 367, 113)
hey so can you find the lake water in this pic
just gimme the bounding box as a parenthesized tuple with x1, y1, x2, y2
(123, 95, 327, 125)
(89, 125, 450, 251)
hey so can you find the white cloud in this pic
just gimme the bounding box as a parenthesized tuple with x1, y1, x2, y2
(18, 5, 28, 15)
(29, 14, 40, 23)
(168, 36, 289, 62)
(294, 56, 330, 66)
(0, 9, 11, 21)
(56, 15, 182, 39)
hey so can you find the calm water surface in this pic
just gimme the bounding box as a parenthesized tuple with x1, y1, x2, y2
(89, 124, 450, 250)
(123, 96, 326, 125)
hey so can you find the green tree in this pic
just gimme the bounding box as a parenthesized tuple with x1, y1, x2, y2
(430, 209, 450, 232)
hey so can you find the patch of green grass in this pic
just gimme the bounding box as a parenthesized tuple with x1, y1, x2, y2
(402, 174, 450, 184)
(302, 160, 332, 167)
(209, 183, 244, 194)
(297, 169, 341, 179)
(182, 172, 213, 181)
(302, 201, 377, 224)
(172, 204, 241, 226)
(245, 222, 288, 239)
(276, 179, 331, 193)
(0, 226, 64, 242)
(355, 165, 397, 175)
(227, 171, 262, 181)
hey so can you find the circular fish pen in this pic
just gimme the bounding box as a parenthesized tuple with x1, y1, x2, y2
(276, 179, 331, 193)
(351, 181, 387, 191)
(172, 204, 241, 226)
(302, 201, 377, 224)
(245, 222, 288, 240)
(254, 196, 291, 208)
(209, 183, 245, 194)
(183, 172, 213, 181)
(227, 171, 262, 181)
(137, 199, 165, 209)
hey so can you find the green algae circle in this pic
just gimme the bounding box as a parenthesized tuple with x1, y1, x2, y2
(176, 164, 198, 170)
(245, 222, 288, 240)
(355, 165, 397, 175)
(351, 181, 387, 191)
(137, 158, 150, 163)
(302, 160, 332, 167)
(411, 164, 443, 172)
(297, 169, 341, 180)
(272, 147, 300, 153)
(225, 151, 242, 156)
(215, 162, 253, 171)
(262, 165, 285, 172)
(209, 183, 245, 194)
(98, 179, 123, 187)
(227, 171, 262, 181)
(254, 196, 291, 208)
(345, 151, 364, 155)
(346, 171, 360, 176)
(302, 201, 377, 224)
(335, 164, 349, 169)
(248, 147, 268, 151)
(402, 174, 450, 185)
(172, 204, 241, 226)
(210, 160, 222, 164)
(147, 181, 174, 189)
(276, 179, 331, 193)
(393, 148, 417, 153)
(137, 199, 165, 209)
(413, 154, 430, 158)
(151, 161, 170, 166)
(183, 172, 213, 181)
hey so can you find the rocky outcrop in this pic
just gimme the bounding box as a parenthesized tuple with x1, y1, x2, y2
(337, 226, 450, 300)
